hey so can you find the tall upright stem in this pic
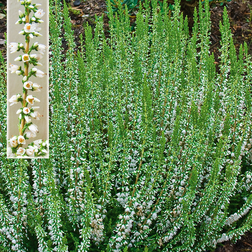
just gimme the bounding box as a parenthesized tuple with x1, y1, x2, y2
(19, 9, 30, 136)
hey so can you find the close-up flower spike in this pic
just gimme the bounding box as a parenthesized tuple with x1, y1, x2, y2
(7, 0, 48, 158)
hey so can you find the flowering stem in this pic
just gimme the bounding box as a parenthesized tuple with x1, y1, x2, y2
(20, 10, 30, 136)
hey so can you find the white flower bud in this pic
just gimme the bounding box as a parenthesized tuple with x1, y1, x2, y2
(9, 42, 19, 53)
(24, 81, 33, 89)
(16, 108, 22, 114)
(35, 9, 45, 19)
(23, 107, 30, 114)
(26, 95, 40, 105)
(25, 131, 36, 139)
(26, 147, 35, 156)
(32, 67, 45, 78)
(25, 116, 31, 123)
(9, 94, 21, 106)
(18, 135, 26, 145)
(9, 64, 20, 73)
(24, 23, 36, 33)
(10, 136, 18, 147)
(14, 56, 22, 61)
(17, 147, 25, 156)
(28, 124, 39, 134)
(33, 139, 42, 147)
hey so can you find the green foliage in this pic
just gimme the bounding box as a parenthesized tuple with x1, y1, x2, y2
(108, 0, 144, 15)
(0, 0, 251, 251)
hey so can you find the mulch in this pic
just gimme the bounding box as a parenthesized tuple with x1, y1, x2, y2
(0, 0, 251, 251)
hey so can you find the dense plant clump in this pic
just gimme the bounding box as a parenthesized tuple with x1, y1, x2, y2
(0, 0, 251, 251)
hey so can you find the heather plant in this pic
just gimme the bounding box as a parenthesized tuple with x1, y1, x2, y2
(7, 0, 48, 158)
(0, 0, 251, 251)
(108, 0, 144, 14)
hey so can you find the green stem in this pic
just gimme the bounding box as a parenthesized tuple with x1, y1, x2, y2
(19, 9, 30, 136)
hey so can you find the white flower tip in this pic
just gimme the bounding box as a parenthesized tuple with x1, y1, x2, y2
(14, 56, 21, 62)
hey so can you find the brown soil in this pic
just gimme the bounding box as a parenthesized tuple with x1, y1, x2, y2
(0, 0, 251, 251)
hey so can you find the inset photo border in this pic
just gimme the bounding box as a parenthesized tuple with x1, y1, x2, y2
(7, 0, 49, 158)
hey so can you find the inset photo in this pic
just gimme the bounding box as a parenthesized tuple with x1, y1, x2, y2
(7, 0, 49, 158)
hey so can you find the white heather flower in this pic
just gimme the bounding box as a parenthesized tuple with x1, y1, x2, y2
(43, 140, 49, 147)
(24, 23, 36, 33)
(23, 107, 30, 114)
(10, 136, 18, 147)
(29, 33, 34, 39)
(19, 30, 25, 35)
(33, 139, 42, 147)
(28, 124, 39, 134)
(41, 149, 48, 154)
(24, 81, 33, 89)
(30, 53, 42, 60)
(9, 64, 19, 73)
(33, 145, 39, 153)
(35, 3, 42, 7)
(17, 147, 25, 156)
(152, 213, 157, 219)
(14, 56, 22, 61)
(9, 42, 19, 53)
(16, 70, 22, 75)
(25, 131, 36, 139)
(18, 135, 26, 145)
(16, 108, 22, 114)
(26, 95, 40, 105)
(35, 9, 45, 19)
(26, 147, 35, 156)
(7, 147, 14, 157)
(32, 67, 45, 78)
(25, 116, 31, 123)
(9, 94, 21, 106)
(18, 10, 23, 16)
(23, 76, 27, 81)
(34, 31, 42, 37)
(32, 83, 42, 91)
(22, 54, 30, 62)
(30, 110, 42, 120)
(37, 44, 46, 54)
